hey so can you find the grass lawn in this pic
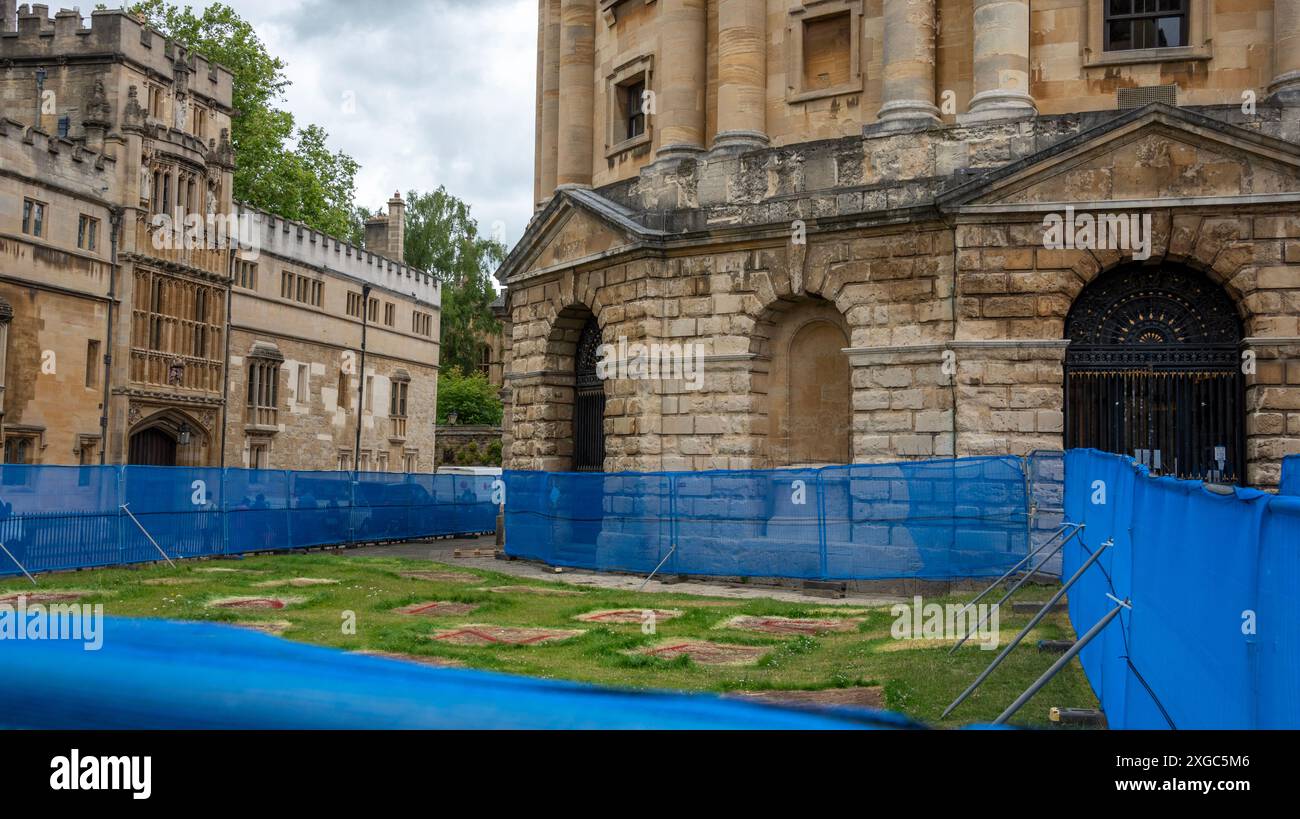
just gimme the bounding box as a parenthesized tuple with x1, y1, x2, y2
(2, 551, 1099, 728)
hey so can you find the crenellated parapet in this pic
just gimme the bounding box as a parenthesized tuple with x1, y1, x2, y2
(234, 203, 442, 308)
(0, 115, 117, 197)
(0, 7, 233, 111)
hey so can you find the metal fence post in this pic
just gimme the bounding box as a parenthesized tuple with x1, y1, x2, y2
(816, 469, 828, 580)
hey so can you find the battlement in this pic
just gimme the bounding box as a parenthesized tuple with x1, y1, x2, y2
(0, 115, 116, 174)
(234, 202, 441, 309)
(0, 7, 233, 109)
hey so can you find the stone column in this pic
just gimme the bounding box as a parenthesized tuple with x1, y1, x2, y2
(540, 0, 562, 201)
(655, 0, 708, 163)
(1271, 0, 1300, 100)
(964, 0, 1036, 122)
(876, 0, 940, 129)
(556, 0, 595, 188)
(714, 0, 768, 153)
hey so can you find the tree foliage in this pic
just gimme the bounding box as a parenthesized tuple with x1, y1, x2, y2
(126, 1, 359, 238)
(399, 187, 506, 375)
(436, 367, 503, 428)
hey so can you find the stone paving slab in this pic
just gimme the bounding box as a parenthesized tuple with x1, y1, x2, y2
(354, 650, 467, 669)
(632, 640, 769, 666)
(207, 596, 305, 610)
(430, 625, 585, 646)
(575, 608, 684, 624)
(721, 615, 866, 635)
(393, 601, 480, 617)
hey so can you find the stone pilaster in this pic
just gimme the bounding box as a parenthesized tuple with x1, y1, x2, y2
(557, 0, 595, 188)
(714, 0, 768, 154)
(1270, 0, 1300, 101)
(655, 0, 708, 163)
(876, 0, 941, 130)
(540, 0, 561, 201)
(964, 0, 1036, 123)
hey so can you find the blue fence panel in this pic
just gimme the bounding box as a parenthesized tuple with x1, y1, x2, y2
(0, 465, 122, 574)
(1063, 449, 1300, 729)
(504, 456, 1032, 581)
(0, 465, 499, 577)
(1283, 455, 1300, 496)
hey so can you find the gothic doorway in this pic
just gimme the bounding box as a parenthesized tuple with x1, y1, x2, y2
(129, 427, 178, 467)
(573, 315, 606, 472)
(1064, 265, 1244, 483)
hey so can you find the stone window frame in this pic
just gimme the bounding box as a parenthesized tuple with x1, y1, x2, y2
(1083, 0, 1212, 68)
(785, 0, 865, 105)
(605, 54, 655, 159)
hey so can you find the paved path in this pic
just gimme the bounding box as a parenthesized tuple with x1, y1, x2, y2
(331, 536, 909, 608)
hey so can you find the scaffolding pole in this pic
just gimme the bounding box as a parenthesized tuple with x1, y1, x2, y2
(994, 600, 1128, 725)
(942, 538, 1113, 719)
(0, 542, 37, 586)
(121, 504, 177, 569)
(950, 525, 1084, 654)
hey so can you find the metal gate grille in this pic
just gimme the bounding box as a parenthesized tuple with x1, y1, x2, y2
(1065, 266, 1245, 484)
(1065, 362, 1243, 482)
(573, 316, 606, 473)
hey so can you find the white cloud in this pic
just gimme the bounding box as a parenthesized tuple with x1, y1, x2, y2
(212, 0, 536, 247)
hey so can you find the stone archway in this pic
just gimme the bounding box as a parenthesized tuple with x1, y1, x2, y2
(535, 304, 604, 473)
(757, 297, 852, 467)
(128, 408, 212, 468)
(1064, 263, 1245, 482)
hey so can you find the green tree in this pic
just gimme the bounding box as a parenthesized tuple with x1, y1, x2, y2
(126, 1, 359, 237)
(400, 187, 506, 374)
(437, 367, 503, 427)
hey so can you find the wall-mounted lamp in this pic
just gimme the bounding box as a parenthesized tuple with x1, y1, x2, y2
(177, 422, 192, 447)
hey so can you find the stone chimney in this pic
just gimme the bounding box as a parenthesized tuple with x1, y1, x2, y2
(386, 191, 405, 263)
(363, 212, 388, 254)
(2, 0, 17, 33)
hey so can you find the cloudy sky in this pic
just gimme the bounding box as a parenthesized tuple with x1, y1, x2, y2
(214, 0, 537, 246)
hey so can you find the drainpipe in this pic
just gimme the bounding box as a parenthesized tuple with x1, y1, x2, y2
(100, 207, 122, 465)
(219, 225, 235, 470)
(353, 283, 372, 478)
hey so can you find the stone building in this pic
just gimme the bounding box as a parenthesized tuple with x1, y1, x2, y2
(498, 0, 1300, 488)
(0, 6, 441, 471)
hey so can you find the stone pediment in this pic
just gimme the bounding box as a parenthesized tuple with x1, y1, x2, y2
(496, 187, 662, 284)
(940, 104, 1300, 211)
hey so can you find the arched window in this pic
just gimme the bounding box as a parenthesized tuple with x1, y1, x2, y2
(1065, 265, 1244, 482)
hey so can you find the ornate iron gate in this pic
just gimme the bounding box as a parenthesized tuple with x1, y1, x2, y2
(573, 316, 606, 472)
(1064, 266, 1244, 483)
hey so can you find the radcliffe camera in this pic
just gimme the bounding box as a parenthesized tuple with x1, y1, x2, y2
(0, 0, 1294, 803)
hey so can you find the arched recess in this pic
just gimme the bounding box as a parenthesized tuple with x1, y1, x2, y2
(756, 296, 852, 467)
(129, 408, 211, 468)
(542, 304, 605, 472)
(1064, 263, 1245, 482)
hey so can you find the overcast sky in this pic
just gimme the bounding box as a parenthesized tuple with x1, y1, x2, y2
(214, 0, 537, 246)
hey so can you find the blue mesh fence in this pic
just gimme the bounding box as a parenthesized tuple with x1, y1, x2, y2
(505, 455, 1043, 581)
(1063, 449, 1300, 729)
(1283, 455, 1300, 496)
(0, 466, 498, 577)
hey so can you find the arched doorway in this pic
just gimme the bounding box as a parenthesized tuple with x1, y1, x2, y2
(573, 315, 606, 472)
(762, 298, 851, 467)
(1065, 265, 1244, 482)
(129, 427, 177, 466)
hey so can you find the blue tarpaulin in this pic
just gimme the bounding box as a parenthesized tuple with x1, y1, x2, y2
(0, 618, 915, 730)
(1062, 450, 1300, 729)
(1282, 455, 1300, 496)
(0, 466, 498, 577)
(505, 456, 1046, 581)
